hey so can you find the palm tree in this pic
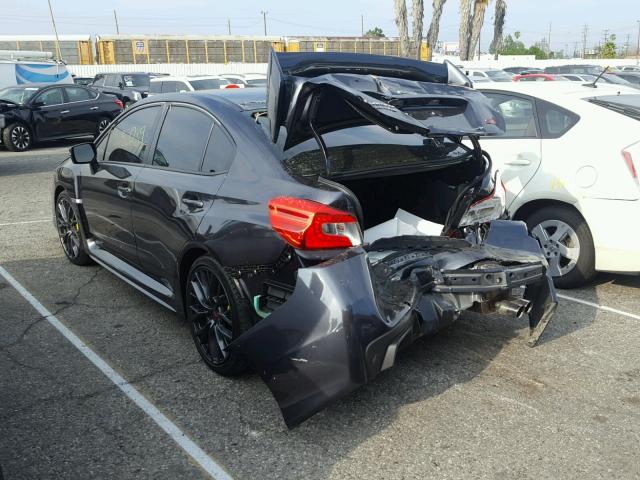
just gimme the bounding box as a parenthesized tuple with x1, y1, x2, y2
(395, 0, 411, 56)
(467, 0, 490, 60)
(411, 0, 425, 59)
(490, 0, 506, 59)
(459, 0, 473, 60)
(426, 0, 447, 60)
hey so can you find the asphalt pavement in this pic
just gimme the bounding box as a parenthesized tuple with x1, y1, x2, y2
(1, 141, 639, 480)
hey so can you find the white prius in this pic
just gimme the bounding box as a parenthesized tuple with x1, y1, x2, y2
(477, 82, 640, 287)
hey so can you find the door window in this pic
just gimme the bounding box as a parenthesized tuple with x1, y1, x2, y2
(35, 88, 64, 106)
(149, 82, 162, 93)
(484, 93, 538, 138)
(64, 86, 94, 102)
(202, 126, 236, 173)
(161, 81, 188, 93)
(151, 106, 214, 171)
(103, 106, 161, 164)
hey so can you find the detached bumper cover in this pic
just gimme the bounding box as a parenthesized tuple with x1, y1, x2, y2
(229, 220, 557, 428)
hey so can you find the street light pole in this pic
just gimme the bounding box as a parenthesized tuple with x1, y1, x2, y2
(636, 20, 640, 65)
(261, 11, 268, 36)
(113, 10, 120, 35)
(46, 0, 62, 62)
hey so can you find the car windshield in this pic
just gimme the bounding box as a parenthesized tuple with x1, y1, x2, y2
(246, 78, 267, 86)
(190, 78, 229, 90)
(0, 86, 40, 104)
(589, 94, 640, 120)
(485, 70, 513, 81)
(122, 74, 150, 87)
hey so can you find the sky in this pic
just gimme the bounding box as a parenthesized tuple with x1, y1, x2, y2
(2, 0, 640, 54)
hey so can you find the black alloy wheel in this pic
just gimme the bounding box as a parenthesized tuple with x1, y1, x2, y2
(186, 257, 250, 376)
(3, 123, 32, 151)
(55, 192, 92, 265)
(97, 118, 110, 134)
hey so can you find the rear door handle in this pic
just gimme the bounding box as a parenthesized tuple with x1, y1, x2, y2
(60, 110, 70, 114)
(89, 106, 99, 110)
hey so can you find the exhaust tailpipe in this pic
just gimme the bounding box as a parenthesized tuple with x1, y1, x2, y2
(495, 298, 532, 318)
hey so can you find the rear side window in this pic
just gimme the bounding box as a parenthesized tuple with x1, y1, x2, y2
(103, 106, 161, 163)
(202, 126, 236, 173)
(162, 81, 186, 93)
(149, 82, 162, 93)
(484, 93, 538, 138)
(64, 86, 94, 102)
(535, 100, 579, 138)
(92, 75, 105, 87)
(151, 106, 214, 171)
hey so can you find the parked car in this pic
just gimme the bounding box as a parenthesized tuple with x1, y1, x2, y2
(614, 72, 640, 86)
(617, 65, 640, 72)
(220, 73, 266, 87)
(466, 68, 513, 83)
(477, 82, 640, 287)
(503, 66, 537, 75)
(53, 52, 556, 428)
(72, 76, 94, 86)
(0, 83, 122, 151)
(514, 73, 568, 82)
(544, 64, 601, 75)
(91, 72, 151, 107)
(148, 75, 233, 95)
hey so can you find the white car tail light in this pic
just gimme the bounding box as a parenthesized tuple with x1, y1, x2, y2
(458, 172, 507, 227)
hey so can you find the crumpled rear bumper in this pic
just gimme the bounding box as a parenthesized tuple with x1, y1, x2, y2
(229, 220, 557, 428)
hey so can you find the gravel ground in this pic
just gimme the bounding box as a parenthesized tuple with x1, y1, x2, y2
(1, 142, 639, 480)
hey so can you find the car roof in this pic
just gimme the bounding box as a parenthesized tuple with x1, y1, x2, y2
(150, 75, 225, 82)
(135, 87, 267, 112)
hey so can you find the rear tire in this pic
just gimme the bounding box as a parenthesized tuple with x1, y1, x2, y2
(525, 206, 595, 288)
(2, 123, 32, 152)
(186, 256, 252, 376)
(55, 191, 92, 266)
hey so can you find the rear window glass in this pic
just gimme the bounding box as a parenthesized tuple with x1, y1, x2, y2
(284, 126, 472, 178)
(588, 94, 640, 121)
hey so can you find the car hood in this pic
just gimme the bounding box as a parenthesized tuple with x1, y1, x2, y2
(266, 52, 503, 150)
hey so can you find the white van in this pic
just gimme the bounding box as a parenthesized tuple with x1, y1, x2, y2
(0, 50, 72, 90)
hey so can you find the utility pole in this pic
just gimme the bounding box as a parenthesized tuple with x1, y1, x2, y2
(582, 24, 589, 59)
(635, 20, 640, 65)
(261, 11, 268, 36)
(625, 34, 631, 57)
(113, 10, 120, 35)
(227, 18, 231, 35)
(478, 30, 481, 60)
(361, 15, 364, 37)
(603, 29, 609, 44)
(547, 22, 552, 55)
(46, 0, 62, 62)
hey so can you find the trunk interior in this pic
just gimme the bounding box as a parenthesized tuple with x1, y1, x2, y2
(337, 161, 483, 230)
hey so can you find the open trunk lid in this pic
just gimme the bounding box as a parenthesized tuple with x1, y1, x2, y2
(267, 51, 504, 150)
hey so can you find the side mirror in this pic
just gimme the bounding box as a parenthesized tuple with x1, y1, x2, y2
(118, 82, 125, 89)
(70, 143, 96, 164)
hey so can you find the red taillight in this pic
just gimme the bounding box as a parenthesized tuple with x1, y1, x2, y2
(114, 99, 124, 109)
(225, 84, 240, 89)
(268, 196, 361, 249)
(622, 150, 638, 183)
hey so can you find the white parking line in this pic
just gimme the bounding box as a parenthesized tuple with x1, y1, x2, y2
(0, 219, 50, 227)
(0, 266, 233, 480)
(558, 293, 640, 321)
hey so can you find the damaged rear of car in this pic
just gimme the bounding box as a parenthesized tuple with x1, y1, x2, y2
(228, 52, 557, 428)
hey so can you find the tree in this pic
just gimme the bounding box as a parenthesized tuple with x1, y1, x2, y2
(426, 0, 447, 60)
(365, 27, 385, 37)
(467, 0, 490, 60)
(459, 0, 473, 60)
(490, 0, 506, 59)
(394, 0, 425, 58)
(601, 40, 617, 58)
(514, 30, 521, 39)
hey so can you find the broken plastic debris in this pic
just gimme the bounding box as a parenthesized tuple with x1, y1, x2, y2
(364, 209, 444, 243)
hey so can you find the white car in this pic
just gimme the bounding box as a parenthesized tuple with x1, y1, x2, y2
(466, 68, 513, 84)
(148, 75, 233, 95)
(220, 73, 267, 88)
(617, 65, 640, 72)
(477, 82, 640, 287)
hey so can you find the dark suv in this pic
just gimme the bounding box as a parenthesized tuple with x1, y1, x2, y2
(91, 72, 151, 107)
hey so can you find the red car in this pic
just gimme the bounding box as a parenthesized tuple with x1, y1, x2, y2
(513, 73, 567, 82)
